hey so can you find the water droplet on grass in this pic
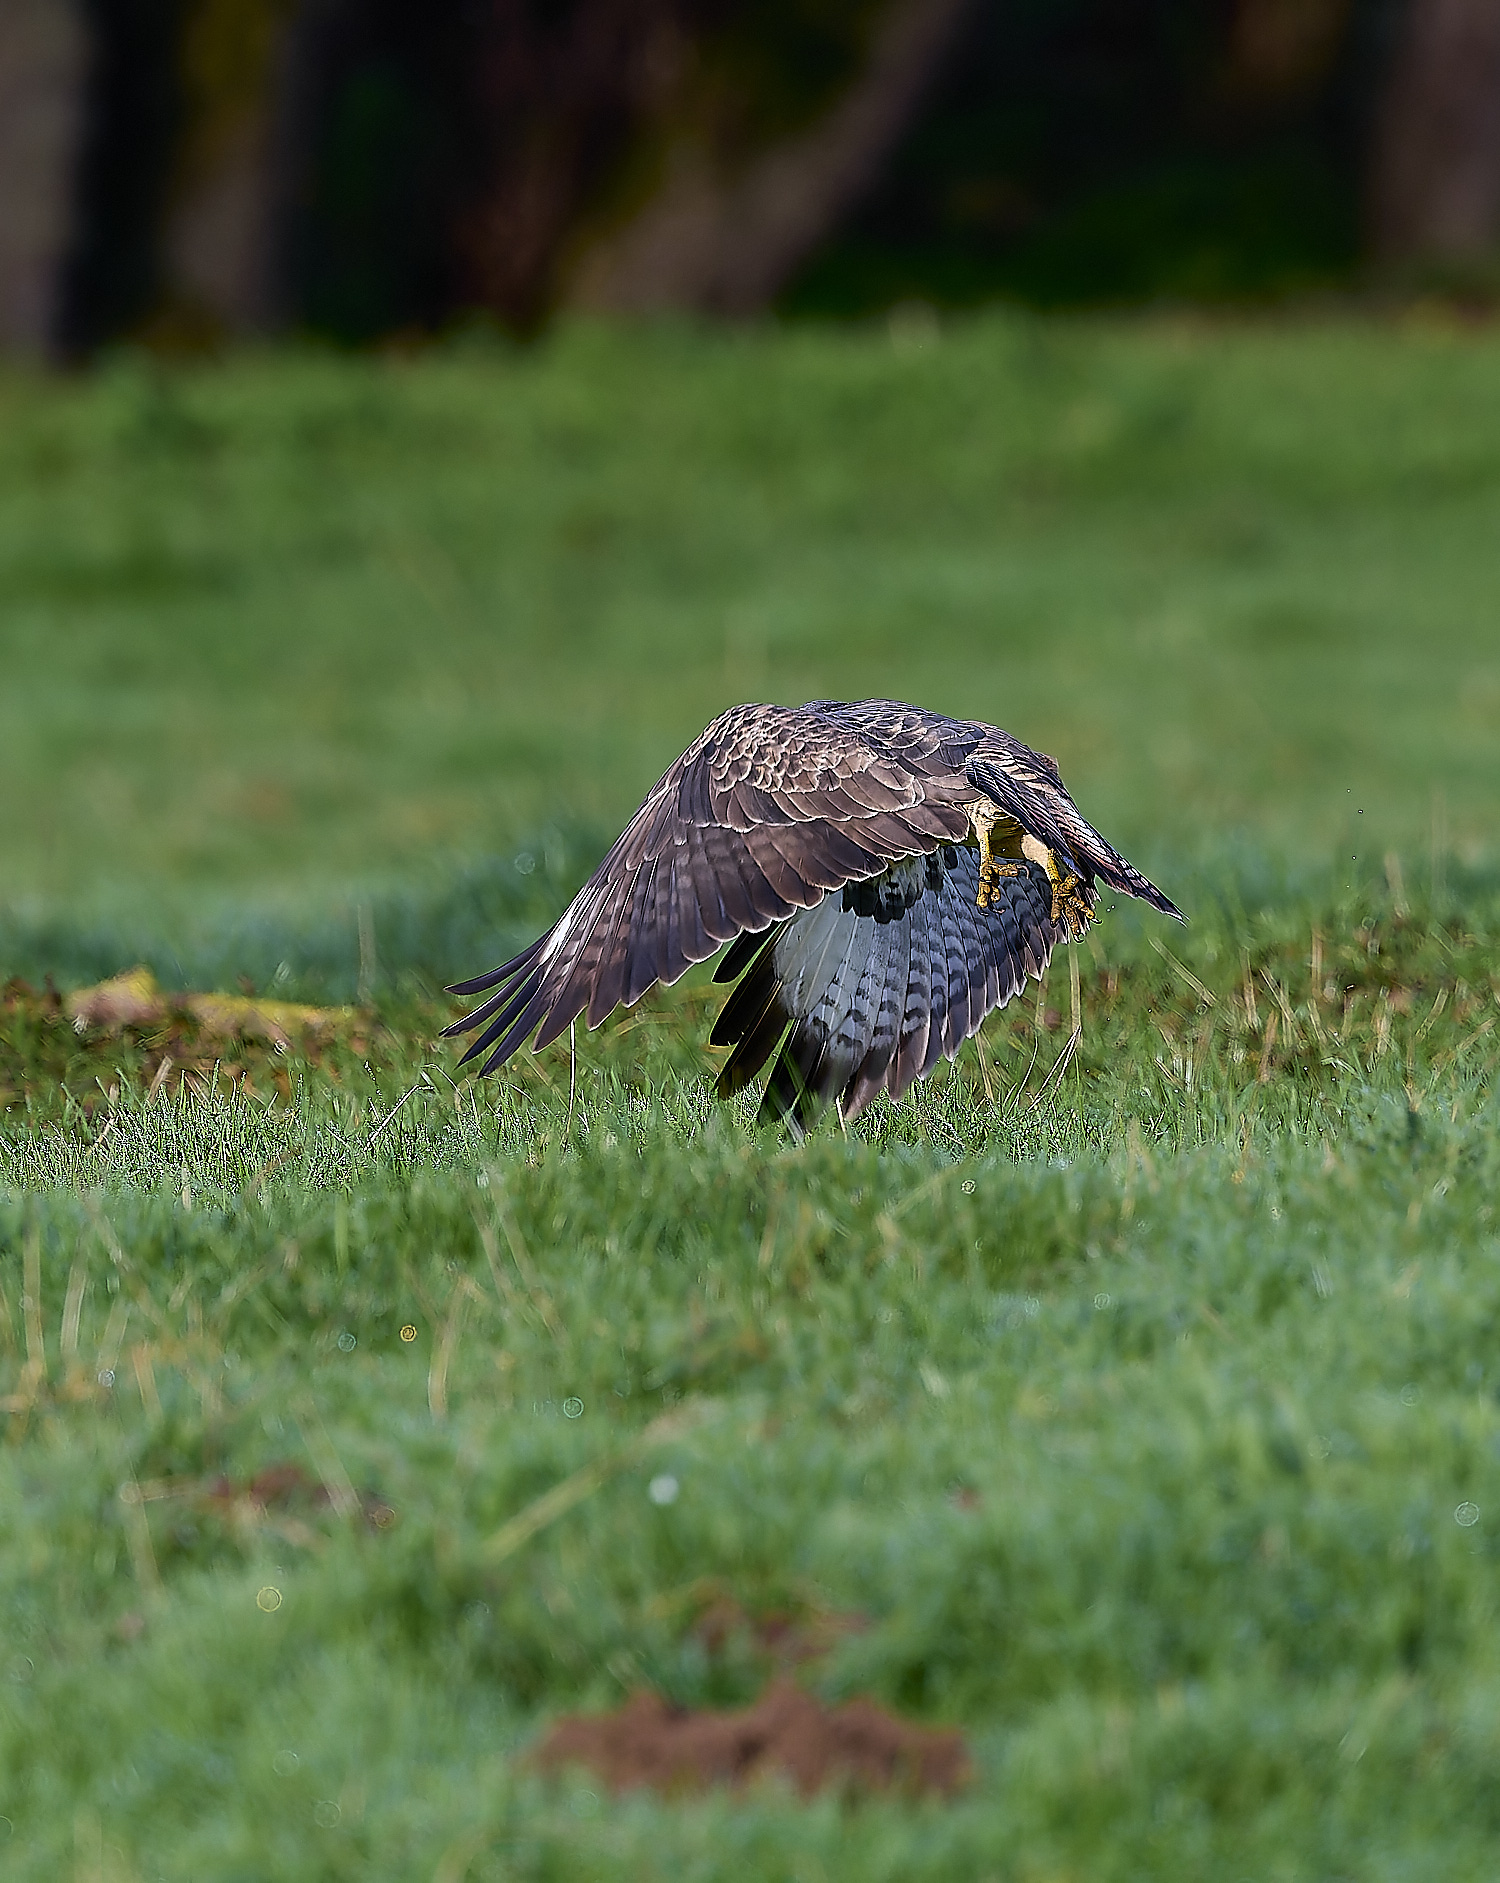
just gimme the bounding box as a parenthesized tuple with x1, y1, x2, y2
(563, 1397, 584, 1418)
(313, 1801, 341, 1827)
(272, 1750, 299, 1776)
(336, 1331, 356, 1352)
(919, 1360, 950, 1399)
(1456, 1502, 1480, 1527)
(1400, 1384, 1419, 1406)
(257, 1587, 283, 1613)
(648, 1474, 679, 1506)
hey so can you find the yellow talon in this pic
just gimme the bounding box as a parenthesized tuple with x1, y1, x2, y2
(974, 819, 1022, 908)
(1041, 855, 1092, 938)
(977, 861, 1023, 909)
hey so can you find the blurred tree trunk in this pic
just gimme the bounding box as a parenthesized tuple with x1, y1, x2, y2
(563, 0, 974, 315)
(0, 0, 87, 354)
(157, 0, 303, 337)
(1370, 0, 1500, 264)
(1225, 0, 1352, 106)
(450, 0, 693, 332)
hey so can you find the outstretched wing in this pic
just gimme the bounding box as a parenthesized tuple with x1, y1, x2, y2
(444, 702, 972, 1075)
(965, 734, 1182, 919)
(710, 845, 1068, 1133)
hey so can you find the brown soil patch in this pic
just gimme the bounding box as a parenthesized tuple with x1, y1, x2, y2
(133, 1459, 396, 1541)
(533, 1677, 969, 1799)
(210, 1460, 397, 1531)
(690, 1593, 866, 1667)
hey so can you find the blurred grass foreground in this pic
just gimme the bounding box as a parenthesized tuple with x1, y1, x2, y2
(1, 314, 1500, 1879)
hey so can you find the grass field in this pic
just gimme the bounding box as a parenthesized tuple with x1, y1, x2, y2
(1, 313, 1499, 1879)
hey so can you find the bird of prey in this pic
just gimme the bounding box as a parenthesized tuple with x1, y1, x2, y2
(446, 699, 1180, 1130)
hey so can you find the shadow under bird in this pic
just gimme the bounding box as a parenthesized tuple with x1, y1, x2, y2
(445, 699, 1182, 1132)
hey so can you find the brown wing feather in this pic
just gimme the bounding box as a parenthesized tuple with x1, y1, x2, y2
(445, 700, 973, 1075)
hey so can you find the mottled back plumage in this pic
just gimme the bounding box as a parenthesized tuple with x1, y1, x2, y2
(446, 699, 1180, 1129)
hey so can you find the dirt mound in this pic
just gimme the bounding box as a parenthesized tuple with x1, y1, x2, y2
(533, 1677, 969, 1799)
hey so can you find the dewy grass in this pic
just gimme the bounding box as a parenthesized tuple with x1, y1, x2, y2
(0, 869, 1498, 1876)
(1, 318, 1499, 1875)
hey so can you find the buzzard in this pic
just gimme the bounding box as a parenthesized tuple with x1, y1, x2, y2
(446, 699, 1180, 1130)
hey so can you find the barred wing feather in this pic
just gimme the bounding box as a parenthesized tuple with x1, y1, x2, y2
(711, 846, 1068, 1132)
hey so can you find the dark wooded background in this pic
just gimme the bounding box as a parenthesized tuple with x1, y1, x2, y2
(2, 0, 1499, 356)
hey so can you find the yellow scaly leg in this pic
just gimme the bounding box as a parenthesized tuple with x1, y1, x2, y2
(1040, 847, 1092, 936)
(975, 817, 1023, 910)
